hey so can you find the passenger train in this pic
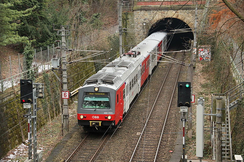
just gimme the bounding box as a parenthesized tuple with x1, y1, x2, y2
(77, 32, 167, 131)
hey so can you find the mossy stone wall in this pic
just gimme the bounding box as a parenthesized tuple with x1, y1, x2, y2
(0, 61, 95, 159)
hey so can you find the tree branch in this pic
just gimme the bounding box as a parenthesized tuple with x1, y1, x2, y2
(222, 0, 244, 23)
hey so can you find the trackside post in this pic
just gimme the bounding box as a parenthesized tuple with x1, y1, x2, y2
(178, 81, 191, 162)
(20, 80, 44, 161)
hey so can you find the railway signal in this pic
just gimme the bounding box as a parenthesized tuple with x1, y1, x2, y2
(177, 82, 192, 162)
(20, 79, 33, 103)
(20, 80, 44, 161)
(177, 82, 191, 107)
(35, 83, 44, 98)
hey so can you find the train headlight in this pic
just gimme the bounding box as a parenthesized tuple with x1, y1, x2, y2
(94, 87, 99, 92)
(107, 116, 111, 120)
(80, 115, 84, 119)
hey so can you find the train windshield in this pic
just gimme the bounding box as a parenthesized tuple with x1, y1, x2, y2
(82, 92, 110, 109)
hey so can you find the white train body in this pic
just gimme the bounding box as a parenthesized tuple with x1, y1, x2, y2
(77, 32, 167, 131)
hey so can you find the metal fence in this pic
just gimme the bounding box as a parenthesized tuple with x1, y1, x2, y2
(0, 44, 59, 93)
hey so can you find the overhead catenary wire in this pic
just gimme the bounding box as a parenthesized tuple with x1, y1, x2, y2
(68, 51, 109, 64)
(1, 0, 197, 148)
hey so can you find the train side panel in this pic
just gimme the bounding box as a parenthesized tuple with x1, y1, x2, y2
(115, 83, 125, 124)
(141, 55, 150, 86)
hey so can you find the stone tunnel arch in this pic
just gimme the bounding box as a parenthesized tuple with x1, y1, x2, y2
(149, 17, 194, 51)
(132, 10, 198, 51)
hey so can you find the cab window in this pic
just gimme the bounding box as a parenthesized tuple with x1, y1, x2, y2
(82, 92, 110, 109)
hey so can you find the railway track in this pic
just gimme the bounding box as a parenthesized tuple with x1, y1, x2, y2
(128, 52, 184, 162)
(65, 133, 110, 162)
(60, 52, 187, 162)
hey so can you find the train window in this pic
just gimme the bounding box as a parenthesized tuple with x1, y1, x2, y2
(126, 85, 128, 95)
(123, 89, 125, 99)
(141, 65, 145, 75)
(117, 94, 119, 104)
(82, 93, 110, 109)
(152, 51, 156, 61)
(147, 59, 149, 68)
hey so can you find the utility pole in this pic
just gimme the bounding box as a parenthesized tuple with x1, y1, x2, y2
(216, 97, 223, 162)
(188, 0, 198, 138)
(32, 87, 37, 161)
(193, 0, 198, 63)
(200, 0, 210, 34)
(60, 26, 69, 135)
(119, 0, 123, 56)
(27, 103, 32, 160)
(181, 111, 187, 162)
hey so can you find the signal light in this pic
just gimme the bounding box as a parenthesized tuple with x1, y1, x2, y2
(178, 82, 191, 107)
(20, 79, 33, 103)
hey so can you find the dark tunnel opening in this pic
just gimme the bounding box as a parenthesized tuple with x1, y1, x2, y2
(148, 18, 194, 51)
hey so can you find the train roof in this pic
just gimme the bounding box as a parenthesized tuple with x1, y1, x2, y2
(131, 32, 167, 55)
(83, 32, 167, 90)
(84, 57, 136, 88)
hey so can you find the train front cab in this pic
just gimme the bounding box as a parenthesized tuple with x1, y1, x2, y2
(77, 85, 124, 131)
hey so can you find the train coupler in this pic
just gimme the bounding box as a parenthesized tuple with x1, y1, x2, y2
(89, 121, 102, 129)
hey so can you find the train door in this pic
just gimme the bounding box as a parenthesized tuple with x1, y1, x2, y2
(149, 52, 152, 75)
(150, 48, 157, 75)
(162, 37, 167, 53)
(141, 55, 150, 86)
(137, 66, 141, 91)
(157, 41, 163, 61)
(115, 84, 125, 125)
(124, 80, 130, 113)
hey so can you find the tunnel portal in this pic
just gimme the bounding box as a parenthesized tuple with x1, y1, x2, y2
(148, 18, 194, 51)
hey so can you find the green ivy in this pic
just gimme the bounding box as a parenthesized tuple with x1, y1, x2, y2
(90, 13, 103, 29)
(23, 41, 34, 79)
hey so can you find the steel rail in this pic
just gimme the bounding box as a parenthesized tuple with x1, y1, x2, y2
(89, 134, 110, 162)
(129, 53, 178, 162)
(93, 54, 172, 161)
(65, 133, 110, 162)
(153, 54, 183, 162)
(65, 134, 89, 162)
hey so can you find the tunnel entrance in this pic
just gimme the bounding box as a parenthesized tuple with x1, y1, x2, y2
(148, 18, 193, 51)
